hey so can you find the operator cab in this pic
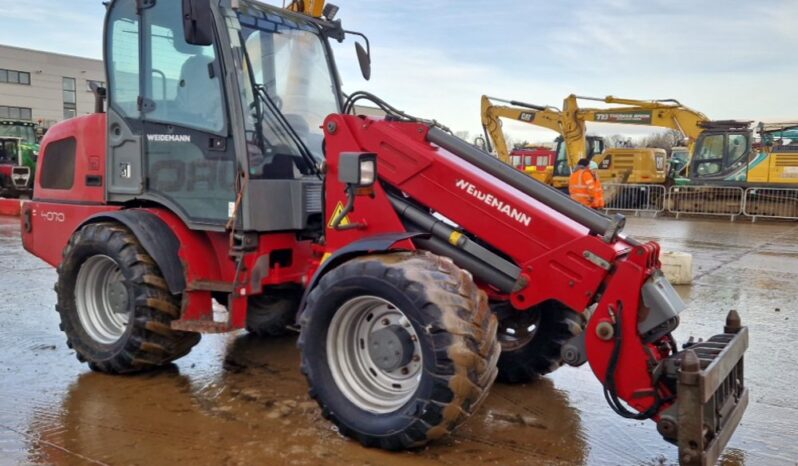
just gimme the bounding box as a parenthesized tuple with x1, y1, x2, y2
(552, 135, 605, 177)
(689, 122, 753, 182)
(103, 0, 367, 232)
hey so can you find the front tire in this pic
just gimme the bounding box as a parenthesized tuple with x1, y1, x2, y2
(56, 222, 200, 374)
(494, 301, 583, 383)
(299, 252, 499, 450)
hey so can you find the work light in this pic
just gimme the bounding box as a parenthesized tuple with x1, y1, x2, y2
(323, 3, 339, 21)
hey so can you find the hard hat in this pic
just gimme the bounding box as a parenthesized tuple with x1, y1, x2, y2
(589, 161, 599, 170)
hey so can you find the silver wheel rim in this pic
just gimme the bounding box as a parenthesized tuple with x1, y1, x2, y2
(498, 311, 541, 352)
(326, 296, 423, 414)
(75, 255, 130, 345)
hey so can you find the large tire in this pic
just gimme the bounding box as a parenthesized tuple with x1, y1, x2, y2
(245, 290, 300, 337)
(494, 300, 583, 383)
(298, 251, 499, 450)
(56, 222, 200, 374)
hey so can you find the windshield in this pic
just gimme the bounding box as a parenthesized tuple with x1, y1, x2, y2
(237, 6, 339, 168)
(0, 123, 36, 145)
(553, 139, 570, 176)
(0, 140, 17, 163)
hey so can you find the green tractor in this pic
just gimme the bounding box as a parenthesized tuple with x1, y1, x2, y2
(0, 120, 40, 172)
(0, 120, 39, 198)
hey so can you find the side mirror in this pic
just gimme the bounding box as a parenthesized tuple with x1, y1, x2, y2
(182, 0, 214, 46)
(355, 42, 371, 81)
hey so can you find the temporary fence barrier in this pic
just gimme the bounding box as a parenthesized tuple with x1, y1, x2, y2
(667, 186, 745, 220)
(743, 188, 798, 221)
(602, 183, 666, 216)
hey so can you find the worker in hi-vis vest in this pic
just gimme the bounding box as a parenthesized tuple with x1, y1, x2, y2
(569, 159, 605, 209)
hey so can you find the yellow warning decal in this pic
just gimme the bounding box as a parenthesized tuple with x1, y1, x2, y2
(327, 201, 351, 229)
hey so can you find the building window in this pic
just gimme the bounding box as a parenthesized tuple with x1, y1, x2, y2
(63, 77, 77, 119)
(0, 106, 33, 121)
(0, 68, 31, 85)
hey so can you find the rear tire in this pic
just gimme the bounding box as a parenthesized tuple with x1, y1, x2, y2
(494, 301, 583, 383)
(245, 290, 300, 337)
(56, 222, 200, 374)
(299, 251, 499, 450)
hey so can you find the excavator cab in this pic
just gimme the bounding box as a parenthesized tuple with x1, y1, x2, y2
(690, 123, 753, 181)
(553, 135, 605, 178)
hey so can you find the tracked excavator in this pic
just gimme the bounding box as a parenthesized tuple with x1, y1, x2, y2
(19, 0, 747, 464)
(481, 95, 667, 189)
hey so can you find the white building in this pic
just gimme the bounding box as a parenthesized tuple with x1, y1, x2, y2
(0, 44, 104, 128)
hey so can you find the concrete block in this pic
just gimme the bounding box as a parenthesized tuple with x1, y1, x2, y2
(660, 251, 693, 285)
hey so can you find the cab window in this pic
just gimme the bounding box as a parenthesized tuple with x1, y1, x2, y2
(727, 134, 748, 166)
(107, 2, 140, 117)
(144, 1, 225, 134)
(694, 134, 724, 176)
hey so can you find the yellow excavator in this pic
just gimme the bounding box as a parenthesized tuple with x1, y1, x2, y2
(479, 96, 561, 183)
(481, 95, 668, 189)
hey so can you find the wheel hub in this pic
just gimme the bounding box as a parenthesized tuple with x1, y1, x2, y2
(369, 325, 415, 372)
(75, 255, 130, 345)
(107, 281, 129, 314)
(326, 296, 424, 414)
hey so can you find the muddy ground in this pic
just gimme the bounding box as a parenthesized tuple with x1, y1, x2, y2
(1, 215, 797, 466)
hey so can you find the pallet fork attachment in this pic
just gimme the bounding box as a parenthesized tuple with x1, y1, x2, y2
(658, 310, 748, 466)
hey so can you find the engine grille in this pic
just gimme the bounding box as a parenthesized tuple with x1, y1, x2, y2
(304, 183, 322, 213)
(11, 166, 30, 188)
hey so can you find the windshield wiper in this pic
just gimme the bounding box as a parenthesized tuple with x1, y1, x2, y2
(254, 84, 321, 179)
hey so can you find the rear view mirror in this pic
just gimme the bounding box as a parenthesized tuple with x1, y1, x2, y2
(182, 0, 214, 46)
(355, 42, 371, 81)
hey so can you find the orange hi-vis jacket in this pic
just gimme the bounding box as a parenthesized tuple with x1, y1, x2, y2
(592, 174, 605, 209)
(569, 168, 605, 209)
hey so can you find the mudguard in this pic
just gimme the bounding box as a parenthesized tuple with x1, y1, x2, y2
(297, 232, 426, 322)
(85, 210, 186, 294)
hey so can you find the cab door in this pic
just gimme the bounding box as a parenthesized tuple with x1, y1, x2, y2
(105, 0, 235, 228)
(140, 0, 235, 226)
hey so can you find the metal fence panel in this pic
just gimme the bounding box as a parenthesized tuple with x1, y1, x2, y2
(667, 186, 745, 219)
(743, 188, 798, 221)
(602, 183, 666, 215)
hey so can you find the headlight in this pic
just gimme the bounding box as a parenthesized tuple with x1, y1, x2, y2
(339, 152, 378, 187)
(359, 159, 375, 185)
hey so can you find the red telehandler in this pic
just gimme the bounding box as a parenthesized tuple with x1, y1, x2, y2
(20, 0, 747, 463)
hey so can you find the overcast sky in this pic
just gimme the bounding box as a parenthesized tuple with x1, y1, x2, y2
(2, 0, 796, 144)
